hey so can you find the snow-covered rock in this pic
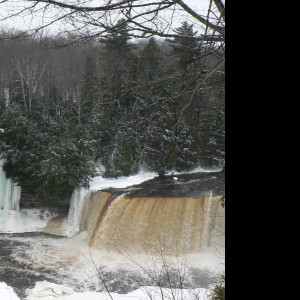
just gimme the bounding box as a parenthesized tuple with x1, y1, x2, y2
(0, 282, 20, 300)
(25, 281, 209, 300)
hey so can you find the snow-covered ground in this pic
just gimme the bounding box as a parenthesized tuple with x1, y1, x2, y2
(0, 282, 20, 300)
(88, 165, 223, 191)
(1, 280, 210, 300)
(88, 170, 157, 191)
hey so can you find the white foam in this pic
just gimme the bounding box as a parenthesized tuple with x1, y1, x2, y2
(5, 231, 223, 297)
(0, 208, 59, 233)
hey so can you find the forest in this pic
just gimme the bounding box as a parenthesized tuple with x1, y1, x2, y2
(0, 20, 224, 200)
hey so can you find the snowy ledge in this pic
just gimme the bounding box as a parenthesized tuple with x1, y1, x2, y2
(1, 280, 211, 300)
(88, 165, 223, 192)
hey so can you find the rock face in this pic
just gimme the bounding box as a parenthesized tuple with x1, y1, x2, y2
(20, 192, 70, 209)
(20, 169, 224, 208)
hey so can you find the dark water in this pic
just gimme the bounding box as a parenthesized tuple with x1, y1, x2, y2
(0, 233, 64, 298)
(0, 232, 219, 299)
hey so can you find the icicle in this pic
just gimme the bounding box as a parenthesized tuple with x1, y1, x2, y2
(0, 160, 21, 211)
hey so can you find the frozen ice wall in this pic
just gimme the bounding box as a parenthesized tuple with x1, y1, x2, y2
(0, 159, 21, 211)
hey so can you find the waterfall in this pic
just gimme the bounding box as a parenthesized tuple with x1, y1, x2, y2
(65, 188, 89, 237)
(43, 170, 225, 255)
(0, 160, 21, 211)
(74, 191, 225, 255)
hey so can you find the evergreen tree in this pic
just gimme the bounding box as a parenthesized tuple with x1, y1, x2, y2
(140, 37, 162, 81)
(100, 18, 137, 108)
(0, 103, 97, 199)
(101, 19, 135, 57)
(80, 54, 99, 124)
(0, 28, 224, 200)
(168, 21, 199, 69)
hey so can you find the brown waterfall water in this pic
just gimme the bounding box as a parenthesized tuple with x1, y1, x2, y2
(1, 171, 225, 298)
(76, 191, 224, 255)
(44, 215, 68, 236)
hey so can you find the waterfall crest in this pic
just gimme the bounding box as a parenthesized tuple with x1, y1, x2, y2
(75, 191, 225, 254)
(42, 170, 225, 255)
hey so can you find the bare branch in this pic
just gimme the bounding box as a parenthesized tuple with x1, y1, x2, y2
(173, 0, 224, 34)
(212, 0, 225, 21)
(0, 1, 225, 43)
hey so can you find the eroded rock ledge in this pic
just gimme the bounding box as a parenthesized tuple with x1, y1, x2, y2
(101, 168, 225, 198)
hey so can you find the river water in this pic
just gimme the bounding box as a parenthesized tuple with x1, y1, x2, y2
(0, 163, 225, 299)
(0, 230, 223, 299)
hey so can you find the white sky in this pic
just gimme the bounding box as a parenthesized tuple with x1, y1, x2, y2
(0, 0, 210, 35)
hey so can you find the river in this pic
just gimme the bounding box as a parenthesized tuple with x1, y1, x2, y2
(0, 230, 223, 299)
(0, 164, 225, 299)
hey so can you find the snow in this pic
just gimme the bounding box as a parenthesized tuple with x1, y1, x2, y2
(24, 280, 210, 300)
(170, 165, 223, 175)
(88, 170, 157, 191)
(0, 282, 20, 300)
(88, 165, 223, 191)
(0, 280, 210, 300)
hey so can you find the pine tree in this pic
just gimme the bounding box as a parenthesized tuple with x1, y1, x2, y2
(80, 54, 99, 124)
(168, 21, 199, 69)
(140, 37, 161, 81)
(101, 19, 135, 57)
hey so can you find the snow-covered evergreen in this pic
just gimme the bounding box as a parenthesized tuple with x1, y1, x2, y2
(0, 23, 224, 201)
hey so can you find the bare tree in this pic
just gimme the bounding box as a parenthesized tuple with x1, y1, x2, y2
(15, 57, 47, 114)
(0, 1, 225, 44)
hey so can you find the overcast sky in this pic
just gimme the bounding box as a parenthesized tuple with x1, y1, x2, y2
(0, 0, 211, 34)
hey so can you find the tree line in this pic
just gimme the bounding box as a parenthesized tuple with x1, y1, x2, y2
(0, 21, 224, 199)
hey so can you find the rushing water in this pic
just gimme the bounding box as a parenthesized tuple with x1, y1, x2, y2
(0, 230, 224, 299)
(0, 166, 225, 299)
